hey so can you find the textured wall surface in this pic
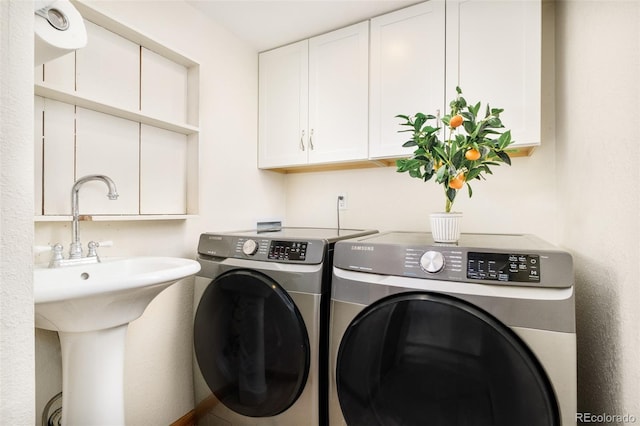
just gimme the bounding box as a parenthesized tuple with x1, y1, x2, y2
(555, 0, 640, 419)
(0, 1, 36, 424)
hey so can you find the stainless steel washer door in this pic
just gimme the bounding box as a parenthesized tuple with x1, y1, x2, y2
(336, 292, 560, 426)
(194, 269, 310, 418)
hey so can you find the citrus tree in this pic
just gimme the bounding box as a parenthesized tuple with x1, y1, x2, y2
(396, 87, 514, 213)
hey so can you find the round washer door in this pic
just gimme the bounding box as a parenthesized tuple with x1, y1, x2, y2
(194, 269, 310, 417)
(337, 292, 559, 426)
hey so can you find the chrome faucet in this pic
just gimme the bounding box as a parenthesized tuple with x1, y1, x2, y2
(69, 175, 119, 259)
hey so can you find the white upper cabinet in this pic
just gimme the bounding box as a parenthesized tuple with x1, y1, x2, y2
(258, 40, 309, 168)
(369, 1, 446, 159)
(446, 0, 541, 149)
(308, 22, 369, 164)
(258, 22, 369, 169)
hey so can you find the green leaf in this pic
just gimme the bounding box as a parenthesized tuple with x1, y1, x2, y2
(498, 130, 513, 149)
(487, 117, 503, 128)
(467, 182, 473, 198)
(495, 150, 512, 165)
(433, 145, 447, 161)
(470, 102, 481, 118)
(466, 167, 484, 181)
(446, 187, 457, 202)
(435, 164, 447, 183)
(402, 140, 417, 147)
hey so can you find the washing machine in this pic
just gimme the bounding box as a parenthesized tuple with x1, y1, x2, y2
(329, 232, 576, 426)
(193, 227, 377, 426)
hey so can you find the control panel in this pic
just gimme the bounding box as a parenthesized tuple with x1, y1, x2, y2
(334, 234, 574, 288)
(198, 233, 325, 264)
(413, 248, 541, 282)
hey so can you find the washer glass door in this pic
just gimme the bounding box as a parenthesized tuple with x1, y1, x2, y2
(336, 292, 559, 426)
(194, 269, 310, 417)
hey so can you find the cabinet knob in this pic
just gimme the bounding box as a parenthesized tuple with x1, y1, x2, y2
(309, 129, 315, 150)
(300, 130, 306, 151)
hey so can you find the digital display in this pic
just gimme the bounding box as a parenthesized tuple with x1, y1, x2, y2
(268, 241, 308, 261)
(467, 252, 540, 282)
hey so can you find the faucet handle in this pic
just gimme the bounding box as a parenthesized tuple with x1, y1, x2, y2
(49, 244, 64, 267)
(87, 240, 113, 261)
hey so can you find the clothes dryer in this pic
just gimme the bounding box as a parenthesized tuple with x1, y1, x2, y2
(193, 227, 376, 426)
(329, 232, 576, 426)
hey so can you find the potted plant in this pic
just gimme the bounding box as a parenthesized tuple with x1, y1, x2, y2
(396, 87, 514, 242)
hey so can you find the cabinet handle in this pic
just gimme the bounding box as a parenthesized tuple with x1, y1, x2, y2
(300, 130, 306, 151)
(309, 129, 315, 150)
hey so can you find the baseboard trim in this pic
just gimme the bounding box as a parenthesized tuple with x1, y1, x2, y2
(170, 409, 196, 426)
(171, 395, 219, 426)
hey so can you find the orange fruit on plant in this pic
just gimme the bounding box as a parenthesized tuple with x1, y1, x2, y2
(450, 114, 464, 129)
(465, 148, 481, 161)
(449, 173, 465, 190)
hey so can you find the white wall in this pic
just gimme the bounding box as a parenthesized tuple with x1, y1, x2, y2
(33, 1, 285, 424)
(0, 1, 36, 424)
(285, 2, 559, 243)
(555, 0, 640, 418)
(19, 0, 640, 424)
(285, 0, 640, 419)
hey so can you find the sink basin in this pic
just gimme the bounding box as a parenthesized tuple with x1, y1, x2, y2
(34, 256, 200, 425)
(35, 256, 200, 332)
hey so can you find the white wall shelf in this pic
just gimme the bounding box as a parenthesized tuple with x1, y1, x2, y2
(34, 83, 198, 135)
(34, 214, 197, 222)
(35, 0, 200, 220)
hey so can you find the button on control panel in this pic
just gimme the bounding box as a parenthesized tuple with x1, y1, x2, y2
(268, 240, 308, 261)
(467, 252, 541, 282)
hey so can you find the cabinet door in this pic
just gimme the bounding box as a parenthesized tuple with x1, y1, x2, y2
(141, 48, 188, 124)
(43, 99, 75, 215)
(76, 20, 140, 111)
(308, 21, 369, 164)
(446, 0, 541, 148)
(75, 108, 139, 214)
(43, 51, 75, 91)
(140, 125, 187, 214)
(258, 40, 309, 168)
(369, 1, 446, 159)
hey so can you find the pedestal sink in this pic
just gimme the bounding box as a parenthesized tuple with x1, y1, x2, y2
(34, 257, 201, 426)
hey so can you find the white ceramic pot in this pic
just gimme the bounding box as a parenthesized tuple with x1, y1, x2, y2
(430, 212, 462, 243)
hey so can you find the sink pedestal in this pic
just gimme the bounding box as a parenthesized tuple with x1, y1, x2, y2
(34, 256, 202, 425)
(59, 325, 128, 425)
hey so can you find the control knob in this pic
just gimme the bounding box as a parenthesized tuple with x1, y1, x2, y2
(242, 239, 259, 256)
(420, 250, 445, 274)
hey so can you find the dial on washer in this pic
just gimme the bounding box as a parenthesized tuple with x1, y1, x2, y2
(420, 250, 445, 273)
(242, 239, 259, 255)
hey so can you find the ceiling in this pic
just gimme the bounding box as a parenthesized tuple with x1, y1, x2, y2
(186, 0, 419, 52)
